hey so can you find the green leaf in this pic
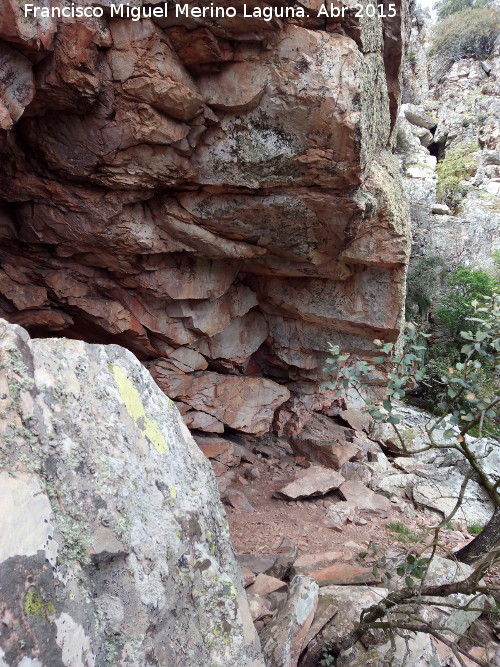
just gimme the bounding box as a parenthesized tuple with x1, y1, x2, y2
(387, 415, 401, 425)
(405, 576, 415, 588)
(383, 399, 393, 412)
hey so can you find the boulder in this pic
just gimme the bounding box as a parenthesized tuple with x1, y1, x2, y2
(290, 413, 359, 470)
(260, 576, 319, 667)
(308, 563, 381, 587)
(432, 203, 451, 215)
(326, 502, 358, 528)
(237, 554, 280, 576)
(335, 556, 486, 666)
(336, 631, 442, 667)
(412, 469, 495, 525)
(149, 364, 290, 435)
(224, 488, 256, 512)
(198, 62, 268, 113)
(248, 594, 274, 622)
(275, 466, 345, 500)
(194, 436, 238, 465)
(0, 319, 264, 666)
(340, 462, 372, 484)
(370, 472, 417, 498)
(246, 573, 287, 598)
(403, 103, 437, 129)
(338, 480, 392, 515)
(299, 586, 389, 665)
(339, 408, 373, 434)
(109, 20, 203, 121)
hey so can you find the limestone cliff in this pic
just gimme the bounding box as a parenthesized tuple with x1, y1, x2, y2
(0, 0, 411, 436)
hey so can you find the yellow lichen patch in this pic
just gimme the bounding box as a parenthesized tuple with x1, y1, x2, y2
(24, 587, 56, 618)
(169, 483, 177, 500)
(111, 365, 168, 455)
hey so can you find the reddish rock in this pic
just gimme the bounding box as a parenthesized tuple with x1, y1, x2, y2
(0, 0, 57, 49)
(183, 411, 224, 433)
(223, 488, 255, 512)
(149, 366, 290, 435)
(198, 62, 268, 113)
(7, 309, 74, 331)
(293, 551, 352, 576)
(339, 408, 373, 434)
(309, 563, 381, 587)
(109, 20, 203, 121)
(167, 27, 233, 67)
(290, 414, 359, 470)
(0, 2, 410, 438)
(195, 437, 238, 465)
(237, 554, 280, 576)
(246, 573, 287, 598)
(275, 466, 344, 500)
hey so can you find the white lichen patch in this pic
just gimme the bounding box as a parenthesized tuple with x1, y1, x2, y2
(0, 472, 58, 566)
(55, 613, 96, 667)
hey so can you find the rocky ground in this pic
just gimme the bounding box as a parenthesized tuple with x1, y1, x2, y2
(195, 406, 500, 666)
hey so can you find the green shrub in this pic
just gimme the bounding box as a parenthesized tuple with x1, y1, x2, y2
(388, 522, 423, 543)
(435, 265, 499, 339)
(492, 249, 500, 276)
(435, 0, 496, 21)
(436, 142, 478, 209)
(430, 8, 500, 67)
(467, 524, 484, 535)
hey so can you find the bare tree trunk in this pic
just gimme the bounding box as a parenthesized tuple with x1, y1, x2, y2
(456, 506, 500, 564)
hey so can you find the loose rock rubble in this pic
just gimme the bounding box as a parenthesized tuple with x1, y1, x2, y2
(197, 401, 499, 666)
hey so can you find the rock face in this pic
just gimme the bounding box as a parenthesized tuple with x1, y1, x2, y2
(0, 319, 264, 666)
(0, 0, 410, 435)
(400, 15, 500, 276)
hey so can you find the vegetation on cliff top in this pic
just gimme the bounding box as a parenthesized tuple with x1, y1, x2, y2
(430, 6, 500, 67)
(435, 0, 497, 21)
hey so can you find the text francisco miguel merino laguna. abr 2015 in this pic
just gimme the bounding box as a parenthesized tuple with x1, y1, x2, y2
(24, 2, 398, 21)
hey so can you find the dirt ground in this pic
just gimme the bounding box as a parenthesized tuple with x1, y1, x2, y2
(222, 454, 472, 559)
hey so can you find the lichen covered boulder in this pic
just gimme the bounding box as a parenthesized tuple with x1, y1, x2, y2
(0, 318, 264, 666)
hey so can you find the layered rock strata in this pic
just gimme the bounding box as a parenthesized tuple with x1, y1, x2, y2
(0, 0, 410, 435)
